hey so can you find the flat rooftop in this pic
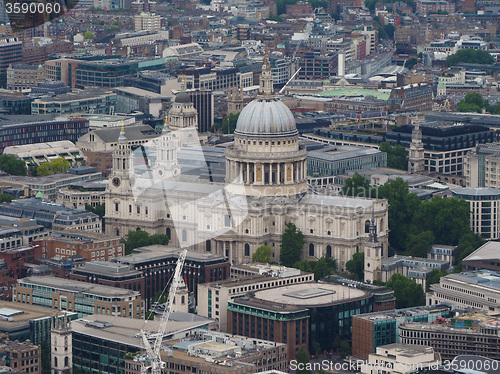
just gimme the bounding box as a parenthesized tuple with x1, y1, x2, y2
(115, 246, 227, 265)
(0, 300, 77, 329)
(463, 241, 500, 262)
(18, 276, 140, 298)
(444, 271, 500, 291)
(254, 282, 368, 306)
(73, 261, 140, 277)
(71, 315, 209, 348)
(354, 305, 452, 322)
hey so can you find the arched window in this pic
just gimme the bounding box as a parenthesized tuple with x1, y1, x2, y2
(115, 229, 120, 237)
(206, 240, 211, 252)
(54, 357, 58, 367)
(181, 295, 185, 304)
(365, 220, 370, 233)
(64, 357, 69, 367)
(182, 229, 187, 242)
(166, 227, 171, 239)
(326, 245, 332, 258)
(244, 243, 250, 257)
(136, 227, 141, 232)
(309, 243, 314, 257)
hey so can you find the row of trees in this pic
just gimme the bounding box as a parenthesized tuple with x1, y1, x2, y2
(446, 49, 495, 67)
(121, 230, 170, 255)
(0, 154, 27, 176)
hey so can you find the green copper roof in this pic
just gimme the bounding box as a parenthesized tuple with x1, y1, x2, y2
(319, 88, 390, 101)
(35, 191, 43, 199)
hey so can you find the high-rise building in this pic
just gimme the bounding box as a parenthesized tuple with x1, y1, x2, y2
(186, 89, 214, 133)
(408, 123, 425, 174)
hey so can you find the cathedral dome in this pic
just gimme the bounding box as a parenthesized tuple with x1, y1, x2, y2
(175, 91, 191, 104)
(234, 97, 297, 137)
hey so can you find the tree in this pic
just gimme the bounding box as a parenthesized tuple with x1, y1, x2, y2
(446, 49, 495, 67)
(0, 194, 13, 203)
(339, 340, 351, 359)
(379, 141, 408, 170)
(296, 347, 311, 374)
(252, 245, 272, 263)
(346, 252, 364, 281)
(411, 197, 471, 246)
(85, 203, 105, 219)
(84, 30, 94, 39)
(457, 92, 489, 113)
(121, 230, 169, 255)
(294, 257, 336, 281)
(454, 231, 485, 267)
(405, 230, 434, 258)
(341, 172, 372, 197)
(378, 178, 421, 252)
(405, 57, 418, 69)
(280, 222, 304, 266)
(315, 342, 322, 356)
(37, 158, 70, 176)
(427, 269, 448, 289)
(384, 23, 395, 39)
(0, 154, 27, 176)
(214, 113, 239, 134)
(386, 274, 425, 309)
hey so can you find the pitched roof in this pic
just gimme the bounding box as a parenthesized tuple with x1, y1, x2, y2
(93, 125, 159, 143)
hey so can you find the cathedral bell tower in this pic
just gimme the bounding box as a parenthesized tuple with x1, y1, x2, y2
(408, 123, 425, 174)
(364, 207, 385, 284)
(104, 125, 134, 236)
(227, 84, 243, 115)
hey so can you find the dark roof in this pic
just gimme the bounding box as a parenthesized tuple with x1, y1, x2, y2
(175, 91, 192, 104)
(93, 125, 159, 143)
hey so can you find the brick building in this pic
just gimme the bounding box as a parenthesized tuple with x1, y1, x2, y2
(388, 83, 433, 112)
(0, 246, 42, 279)
(33, 231, 124, 262)
(286, 1, 313, 16)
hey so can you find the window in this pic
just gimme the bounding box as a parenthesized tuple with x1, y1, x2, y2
(166, 227, 171, 239)
(224, 214, 231, 227)
(326, 245, 332, 258)
(309, 243, 314, 257)
(365, 220, 370, 233)
(244, 243, 250, 256)
(182, 229, 187, 242)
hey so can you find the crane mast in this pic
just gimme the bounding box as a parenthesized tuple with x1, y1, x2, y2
(140, 248, 188, 374)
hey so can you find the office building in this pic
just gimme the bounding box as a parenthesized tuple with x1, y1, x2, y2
(187, 89, 214, 133)
(3, 140, 86, 167)
(228, 282, 372, 359)
(452, 188, 500, 240)
(388, 83, 433, 112)
(113, 87, 167, 117)
(379, 256, 450, 291)
(31, 88, 117, 116)
(126, 329, 287, 374)
(0, 215, 46, 250)
(0, 301, 77, 345)
(465, 143, 500, 188)
(360, 344, 441, 374)
(0, 339, 40, 374)
(13, 276, 143, 318)
(352, 305, 452, 359)
(0, 198, 101, 232)
(0, 167, 102, 201)
(427, 271, 500, 313)
(56, 180, 106, 210)
(427, 244, 456, 265)
(72, 316, 211, 374)
(33, 230, 124, 261)
(6, 64, 44, 91)
(307, 145, 387, 177)
(462, 241, 500, 272)
(399, 312, 500, 360)
(0, 94, 33, 115)
(0, 115, 88, 153)
(71, 261, 144, 297)
(198, 267, 314, 333)
(30, 80, 70, 96)
(298, 52, 338, 80)
(0, 38, 22, 74)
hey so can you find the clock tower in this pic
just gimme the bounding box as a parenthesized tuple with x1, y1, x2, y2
(104, 125, 134, 237)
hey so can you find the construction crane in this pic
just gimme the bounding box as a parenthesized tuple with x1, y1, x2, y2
(140, 248, 188, 374)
